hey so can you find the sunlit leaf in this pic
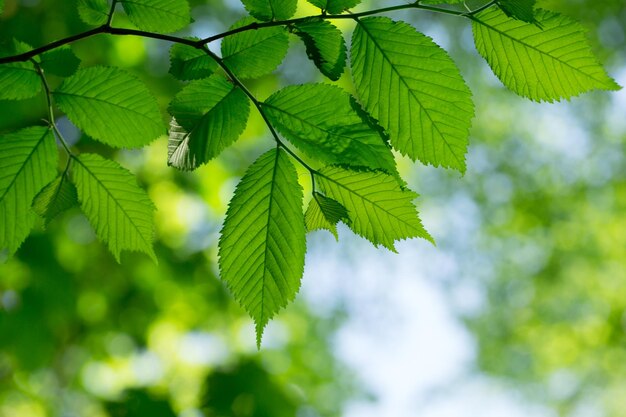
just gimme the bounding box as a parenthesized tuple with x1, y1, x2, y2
(77, 0, 109, 26)
(169, 42, 217, 81)
(305, 192, 349, 239)
(53, 66, 164, 148)
(315, 166, 432, 251)
(168, 75, 250, 170)
(72, 154, 156, 262)
(263, 83, 397, 175)
(219, 148, 306, 346)
(472, 8, 621, 101)
(39, 46, 81, 77)
(498, 0, 538, 24)
(0, 40, 41, 100)
(120, 0, 191, 33)
(293, 20, 346, 81)
(32, 174, 78, 227)
(241, 0, 297, 21)
(0, 127, 57, 254)
(351, 17, 474, 172)
(306, 0, 361, 14)
(221, 17, 289, 79)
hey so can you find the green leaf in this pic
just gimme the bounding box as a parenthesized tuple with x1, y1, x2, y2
(351, 17, 474, 172)
(472, 8, 622, 101)
(167, 75, 250, 170)
(72, 154, 156, 262)
(315, 166, 432, 251)
(53, 66, 164, 148)
(293, 20, 347, 81)
(498, 0, 538, 25)
(77, 0, 109, 26)
(32, 174, 78, 227)
(0, 127, 58, 254)
(218, 148, 306, 346)
(241, 0, 297, 21)
(0, 0, 4, 14)
(305, 192, 349, 240)
(263, 83, 397, 175)
(39, 46, 81, 77)
(120, 0, 191, 33)
(306, 0, 361, 14)
(169, 42, 217, 81)
(221, 17, 289, 79)
(0, 40, 41, 101)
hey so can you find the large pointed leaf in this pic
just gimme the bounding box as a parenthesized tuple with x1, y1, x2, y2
(305, 192, 349, 240)
(0, 127, 58, 254)
(241, 0, 296, 21)
(53, 66, 164, 148)
(351, 17, 474, 172)
(39, 46, 81, 78)
(72, 154, 156, 262)
(306, 0, 361, 14)
(168, 42, 217, 81)
(472, 8, 621, 101)
(0, 40, 42, 101)
(221, 17, 289, 79)
(293, 20, 347, 81)
(218, 148, 306, 346)
(315, 166, 432, 251)
(32, 174, 78, 227)
(263, 83, 397, 175)
(167, 75, 250, 170)
(77, 0, 109, 26)
(120, 0, 191, 33)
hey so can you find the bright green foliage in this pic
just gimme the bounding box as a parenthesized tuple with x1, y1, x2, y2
(351, 17, 474, 172)
(241, 0, 297, 21)
(32, 174, 78, 227)
(169, 42, 217, 81)
(0, 127, 57, 254)
(77, 0, 109, 25)
(0, 40, 41, 100)
(293, 20, 347, 81)
(306, 0, 361, 14)
(168, 75, 250, 170)
(498, 0, 538, 24)
(218, 148, 306, 346)
(315, 167, 432, 251)
(221, 17, 289, 79)
(53, 66, 164, 148)
(305, 192, 349, 239)
(472, 8, 621, 101)
(39, 46, 81, 77)
(263, 84, 397, 175)
(120, 0, 191, 33)
(72, 154, 156, 262)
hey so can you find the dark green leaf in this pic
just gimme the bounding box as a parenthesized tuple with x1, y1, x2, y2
(218, 148, 306, 346)
(263, 83, 397, 175)
(53, 66, 164, 148)
(0, 40, 41, 100)
(221, 17, 289, 79)
(293, 20, 347, 81)
(120, 0, 191, 33)
(351, 17, 474, 172)
(472, 8, 622, 101)
(77, 0, 109, 26)
(32, 174, 78, 227)
(316, 166, 432, 251)
(498, 0, 538, 24)
(168, 42, 217, 81)
(0, 127, 58, 254)
(306, 0, 361, 14)
(305, 192, 349, 239)
(39, 46, 81, 77)
(241, 0, 297, 21)
(167, 75, 250, 170)
(72, 154, 156, 262)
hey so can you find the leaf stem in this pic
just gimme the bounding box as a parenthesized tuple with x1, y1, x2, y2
(32, 60, 74, 157)
(106, 0, 119, 26)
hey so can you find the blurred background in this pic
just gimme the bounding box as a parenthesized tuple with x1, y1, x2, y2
(1, 0, 625, 416)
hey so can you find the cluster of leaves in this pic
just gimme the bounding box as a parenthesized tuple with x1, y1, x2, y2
(0, 0, 620, 344)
